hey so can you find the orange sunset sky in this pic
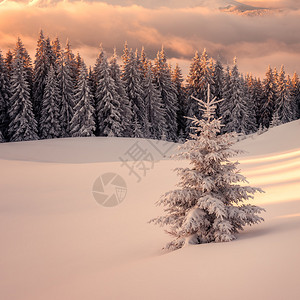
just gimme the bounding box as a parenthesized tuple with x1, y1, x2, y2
(0, 0, 299, 77)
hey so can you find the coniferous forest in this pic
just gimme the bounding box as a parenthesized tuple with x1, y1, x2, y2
(0, 31, 299, 143)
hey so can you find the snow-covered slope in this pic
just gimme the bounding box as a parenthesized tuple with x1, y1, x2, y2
(0, 120, 300, 300)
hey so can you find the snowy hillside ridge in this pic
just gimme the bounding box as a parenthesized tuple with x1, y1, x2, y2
(1, 119, 300, 300)
(0, 136, 177, 163)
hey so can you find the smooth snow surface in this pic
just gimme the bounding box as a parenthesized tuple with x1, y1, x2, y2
(1, 120, 300, 300)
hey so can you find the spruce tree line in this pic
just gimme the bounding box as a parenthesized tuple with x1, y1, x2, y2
(0, 31, 299, 143)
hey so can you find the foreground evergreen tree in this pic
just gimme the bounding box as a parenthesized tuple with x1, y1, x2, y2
(150, 86, 264, 251)
(70, 61, 95, 137)
(40, 66, 61, 139)
(8, 48, 38, 142)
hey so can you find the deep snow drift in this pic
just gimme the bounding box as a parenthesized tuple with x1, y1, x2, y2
(0, 120, 300, 300)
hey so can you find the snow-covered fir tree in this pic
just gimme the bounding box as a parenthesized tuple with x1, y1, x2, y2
(70, 61, 95, 137)
(275, 66, 295, 124)
(222, 59, 255, 134)
(134, 48, 145, 84)
(186, 51, 203, 133)
(241, 75, 257, 133)
(0, 51, 10, 140)
(153, 47, 178, 141)
(212, 58, 224, 118)
(52, 37, 62, 62)
(150, 86, 265, 251)
(122, 47, 146, 136)
(57, 47, 75, 137)
(270, 111, 282, 128)
(39, 65, 61, 139)
(0, 91, 6, 142)
(140, 46, 149, 79)
(220, 65, 231, 132)
(110, 48, 133, 137)
(64, 40, 77, 82)
(74, 52, 83, 83)
(143, 62, 166, 139)
(290, 72, 300, 119)
(199, 49, 214, 99)
(246, 74, 264, 128)
(8, 45, 38, 142)
(93, 44, 105, 86)
(13, 38, 34, 99)
(33, 31, 50, 121)
(95, 54, 123, 136)
(5, 50, 13, 77)
(133, 115, 143, 138)
(261, 66, 276, 128)
(0, 129, 4, 142)
(121, 41, 130, 71)
(172, 63, 187, 137)
(45, 37, 56, 70)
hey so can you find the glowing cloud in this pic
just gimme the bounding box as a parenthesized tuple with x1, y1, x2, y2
(0, 0, 299, 77)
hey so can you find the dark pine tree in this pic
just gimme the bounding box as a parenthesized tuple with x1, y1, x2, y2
(70, 60, 95, 137)
(144, 62, 166, 139)
(33, 30, 48, 121)
(110, 48, 133, 137)
(172, 63, 187, 137)
(261, 66, 276, 128)
(212, 58, 224, 118)
(57, 46, 76, 137)
(40, 65, 61, 139)
(153, 47, 178, 141)
(290, 72, 300, 119)
(96, 54, 123, 137)
(122, 47, 146, 137)
(0, 50, 10, 140)
(275, 66, 295, 124)
(8, 42, 38, 142)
